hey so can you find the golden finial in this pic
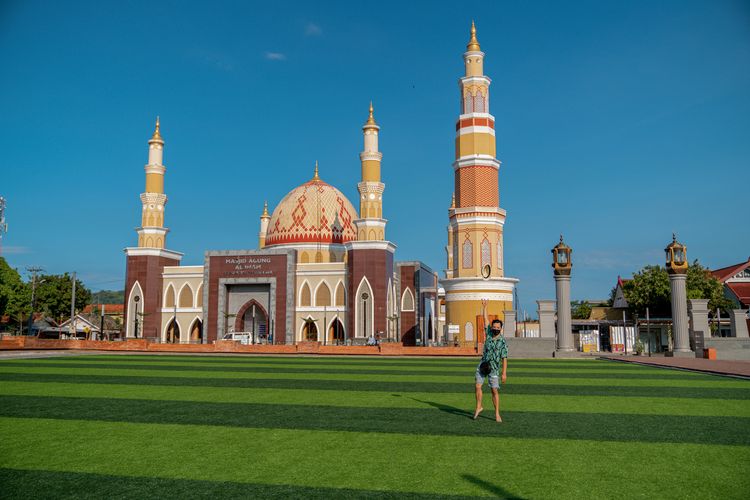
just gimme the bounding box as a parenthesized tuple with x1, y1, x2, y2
(365, 101, 377, 126)
(312, 160, 320, 181)
(262, 201, 269, 217)
(467, 20, 481, 51)
(450, 192, 456, 209)
(150, 116, 162, 141)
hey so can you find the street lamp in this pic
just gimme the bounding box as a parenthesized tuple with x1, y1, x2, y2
(665, 234, 691, 356)
(133, 295, 140, 339)
(552, 235, 574, 354)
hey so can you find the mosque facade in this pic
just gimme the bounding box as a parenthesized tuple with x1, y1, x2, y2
(122, 24, 515, 346)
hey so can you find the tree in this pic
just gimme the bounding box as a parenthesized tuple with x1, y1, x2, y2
(615, 260, 732, 317)
(571, 300, 592, 320)
(34, 273, 92, 319)
(0, 258, 31, 332)
(91, 289, 124, 305)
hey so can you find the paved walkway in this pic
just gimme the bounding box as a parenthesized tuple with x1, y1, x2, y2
(602, 355, 750, 379)
(0, 350, 103, 360)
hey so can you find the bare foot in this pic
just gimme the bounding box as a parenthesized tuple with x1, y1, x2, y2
(473, 407, 483, 420)
(495, 415, 502, 423)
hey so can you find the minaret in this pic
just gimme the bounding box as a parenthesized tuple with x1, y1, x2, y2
(355, 102, 386, 241)
(137, 117, 169, 249)
(123, 117, 183, 339)
(258, 201, 271, 248)
(443, 23, 518, 346)
(445, 193, 456, 279)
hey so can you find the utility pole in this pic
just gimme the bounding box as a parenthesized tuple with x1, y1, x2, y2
(70, 272, 77, 338)
(26, 266, 43, 336)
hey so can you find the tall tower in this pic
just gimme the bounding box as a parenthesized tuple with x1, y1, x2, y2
(123, 118, 183, 339)
(258, 201, 271, 249)
(443, 23, 518, 345)
(354, 103, 386, 241)
(137, 117, 169, 249)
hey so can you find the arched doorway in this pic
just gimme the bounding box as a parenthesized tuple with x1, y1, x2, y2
(234, 300, 269, 344)
(329, 318, 345, 344)
(302, 319, 318, 341)
(190, 318, 203, 343)
(166, 318, 180, 344)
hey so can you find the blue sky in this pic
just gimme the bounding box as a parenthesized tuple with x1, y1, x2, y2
(1, 0, 748, 317)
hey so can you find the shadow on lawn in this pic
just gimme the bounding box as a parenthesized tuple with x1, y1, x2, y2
(461, 474, 526, 499)
(407, 397, 475, 419)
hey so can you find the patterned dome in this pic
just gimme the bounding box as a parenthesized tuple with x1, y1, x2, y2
(265, 177, 358, 246)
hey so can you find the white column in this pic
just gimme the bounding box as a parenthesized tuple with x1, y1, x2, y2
(537, 300, 556, 339)
(688, 299, 710, 339)
(555, 276, 574, 351)
(669, 274, 692, 354)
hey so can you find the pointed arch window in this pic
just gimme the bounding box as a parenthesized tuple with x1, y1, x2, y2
(462, 239, 473, 269)
(164, 284, 176, 308)
(335, 282, 346, 307)
(299, 282, 311, 307)
(178, 285, 193, 308)
(481, 238, 491, 269)
(497, 241, 503, 270)
(473, 92, 485, 113)
(463, 92, 472, 113)
(315, 281, 331, 307)
(401, 288, 415, 312)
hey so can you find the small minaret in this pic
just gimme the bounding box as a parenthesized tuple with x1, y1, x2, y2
(258, 201, 271, 249)
(445, 193, 456, 278)
(355, 102, 386, 241)
(137, 117, 169, 249)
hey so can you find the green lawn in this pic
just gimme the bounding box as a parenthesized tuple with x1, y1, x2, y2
(0, 355, 748, 499)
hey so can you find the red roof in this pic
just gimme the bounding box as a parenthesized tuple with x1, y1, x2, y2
(726, 282, 750, 307)
(83, 304, 124, 314)
(711, 258, 750, 283)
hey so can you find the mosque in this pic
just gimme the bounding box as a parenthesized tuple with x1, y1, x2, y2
(122, 23, 517, 346)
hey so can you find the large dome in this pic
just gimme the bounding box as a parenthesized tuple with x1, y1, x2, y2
(265, 176, 358, 247)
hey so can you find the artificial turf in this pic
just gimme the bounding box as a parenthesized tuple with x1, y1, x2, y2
(0, 355, 748, 499)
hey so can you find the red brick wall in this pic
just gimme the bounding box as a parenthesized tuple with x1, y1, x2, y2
(346, 247, 394, 339)
(123, 254, 180, 339)
(205, 253, 290, 344)
(399, 265, 418, 345)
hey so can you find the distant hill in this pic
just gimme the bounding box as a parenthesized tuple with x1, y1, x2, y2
(91, 290, 124, 304)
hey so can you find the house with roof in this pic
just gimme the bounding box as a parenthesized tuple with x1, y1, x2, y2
(711, 257, 750, 309)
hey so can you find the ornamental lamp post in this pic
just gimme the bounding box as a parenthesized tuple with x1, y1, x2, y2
(552, 235, 574, 354)
(133, 295, 140, 339)
(665, 234, 692, 356)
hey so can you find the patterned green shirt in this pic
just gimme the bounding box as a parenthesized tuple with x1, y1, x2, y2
(481, 326, 508, 376)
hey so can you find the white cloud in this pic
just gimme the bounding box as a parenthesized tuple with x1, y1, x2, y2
(305, 22, 322, 36)
(265, 52, 287, 61)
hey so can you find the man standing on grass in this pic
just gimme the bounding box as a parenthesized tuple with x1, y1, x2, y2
(473, 299, 508, 422)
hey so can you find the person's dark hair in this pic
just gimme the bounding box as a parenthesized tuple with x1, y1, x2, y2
(491, 319, 503, 329)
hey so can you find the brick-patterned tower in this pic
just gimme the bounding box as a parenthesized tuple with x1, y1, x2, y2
(123, 118, 183, 339)
(443, 23, 518, 346)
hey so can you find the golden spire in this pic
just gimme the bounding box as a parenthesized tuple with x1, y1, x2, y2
(450, 192, 456, 209)
(150, 116, 163, 141)
(365, 101, 377, 126)
(312, 160, 320, 181)
(467, 20, 481, 51)
(262, 200, 269, 218)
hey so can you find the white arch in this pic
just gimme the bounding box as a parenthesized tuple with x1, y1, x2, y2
(126, 281, 144, 338)
(188, 316, 203, 343)
(298, 280, 312, 307)
(401, 287, 415, 312)
(162, 315, 183, 343)
(355, 276, 374, 338)
(326, 315, 346, 340)
(178, 282, 194, 308)
(299, 315, 319, 341)
(314, 280, 332, 307)
(163, 282, 176, 308)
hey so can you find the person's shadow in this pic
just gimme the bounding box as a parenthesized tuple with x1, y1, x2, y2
(405, 396, 475, 419)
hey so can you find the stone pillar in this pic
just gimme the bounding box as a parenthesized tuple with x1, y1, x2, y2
(669, 274, 692, 356)
(554, 276, 574, 352)
(730, 309, 749, 338)
(504, 310, 517, 338)
(688, 299, 710, 339)
(537, 300, 556, 339)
